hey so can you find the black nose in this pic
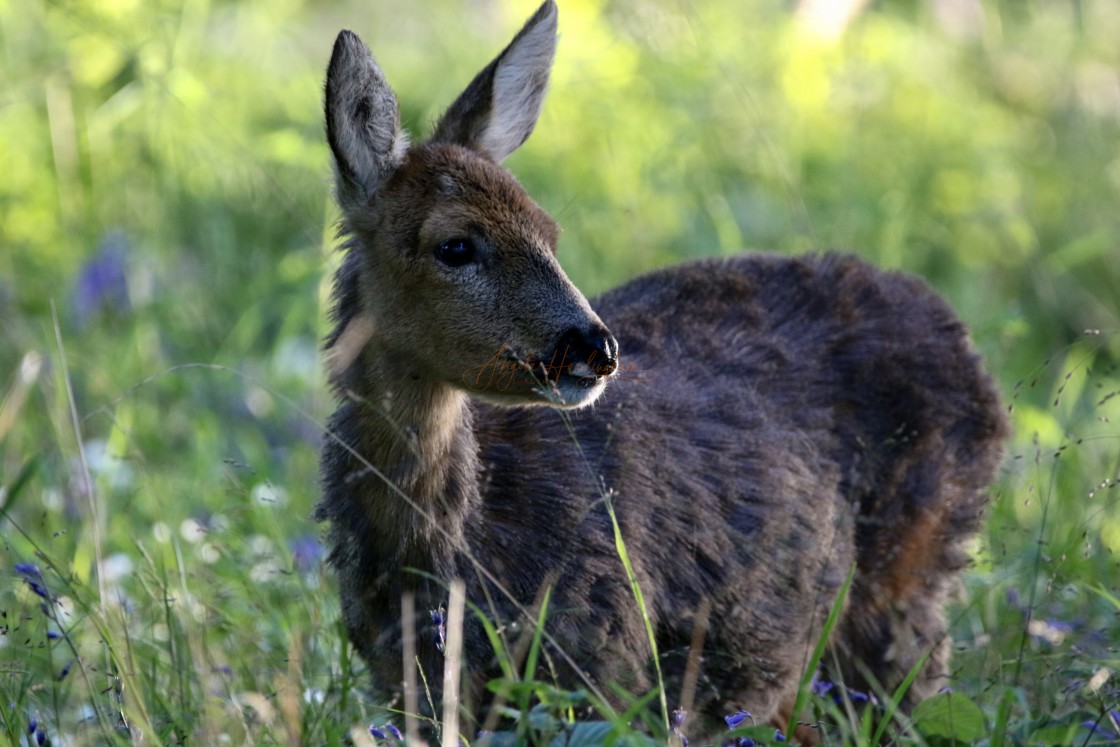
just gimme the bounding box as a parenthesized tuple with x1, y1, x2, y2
(554, 323, 618, 379)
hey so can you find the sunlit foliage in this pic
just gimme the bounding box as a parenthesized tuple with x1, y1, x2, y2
(2, 0, 1118, 743)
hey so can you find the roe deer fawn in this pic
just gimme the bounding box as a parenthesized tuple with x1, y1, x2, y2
(315, 0, 1008, 740)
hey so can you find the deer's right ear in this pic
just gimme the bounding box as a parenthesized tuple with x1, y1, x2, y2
(431, 0, 558, 162)
(325, 30, 408, 214)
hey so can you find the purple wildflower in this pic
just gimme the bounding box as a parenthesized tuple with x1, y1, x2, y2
(724, 711, 751, 729)
(75, 231, 130, 323)
(431, 607, 446, 652)
(16, 564, 50, 600)
(720, 739, 755, 747)
(774, 729, 786, 742)
(15, 563, 50, 599)
(25, 578, 51, 601)
(28, 717, 37, 734)
(47, 630, 61, 640)
(15, 563, 41, 577)
(848, 689, 870, 703)
(37, 727, 46, 746)
(671, 707, 688, 747)
(289, 535, 324, 572)
(1045, 619, 1074, 633)
(810, 676, 833, 698)
(1082, 716, 1119, 741)
(58, 660, 72, 680)
(385, 723, 403, 740)
(369, 725, 387, 739)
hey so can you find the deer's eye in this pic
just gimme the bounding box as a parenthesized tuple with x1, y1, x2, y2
(435, 238, 476, 267)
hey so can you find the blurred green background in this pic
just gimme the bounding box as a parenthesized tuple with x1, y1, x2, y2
(2, 0, 1119, 742)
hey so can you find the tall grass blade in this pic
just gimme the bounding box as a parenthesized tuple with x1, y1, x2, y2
(443, 579, 466, 747)
(0, 455, 38, 524)
(602, 490, 669, 732)
(785, 563, 855, 739)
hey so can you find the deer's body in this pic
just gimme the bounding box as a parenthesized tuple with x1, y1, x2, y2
(316, 1, 1007, 738)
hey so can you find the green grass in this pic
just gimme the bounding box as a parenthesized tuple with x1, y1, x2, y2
(3, 0, 1119, 744)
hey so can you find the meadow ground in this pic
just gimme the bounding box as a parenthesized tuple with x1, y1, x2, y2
(2, 0, 1118, 744)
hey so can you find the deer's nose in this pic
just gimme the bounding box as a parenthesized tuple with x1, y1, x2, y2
(555, 322, 618, 379)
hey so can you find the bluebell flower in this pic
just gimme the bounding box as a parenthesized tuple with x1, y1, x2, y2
(47, 630, 61, 640)
(1082, 717, 1119, 741)
(369, 725, 387, 739)
(15, 563, 41, 577)
(28, 717, 37, 734)
(289, 535, 324, 572)
(724, 710, 751, 729)
(385, 723, 403, 740)
(810, 676, 833, 698)
(24, 578, 51, 601)
(36, 726, 47, 746)
(671, 707, 688, 747)
(431, 607, 447, 652)
(848, 690, 870, 703)
(75, 231, 130, 324)
(720, 738, 743, 747)
(1047, 619, 1074, 633)
(774, 728, 786, 742)
(58, 660, 72, 680)
(18, 564, 50, 600)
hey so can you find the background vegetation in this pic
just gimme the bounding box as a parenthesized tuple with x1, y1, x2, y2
(2, 0, 1118, 743)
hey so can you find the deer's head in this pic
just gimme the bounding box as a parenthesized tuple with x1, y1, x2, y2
(324, 1, 616, 409)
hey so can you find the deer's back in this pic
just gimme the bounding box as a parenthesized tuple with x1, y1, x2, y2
(469, 251, 1006, 720)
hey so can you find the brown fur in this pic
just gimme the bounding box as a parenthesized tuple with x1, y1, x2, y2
(315, 1, 1008, 740)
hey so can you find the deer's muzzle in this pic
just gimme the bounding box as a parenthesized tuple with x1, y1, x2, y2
(553, 323, 618, 383)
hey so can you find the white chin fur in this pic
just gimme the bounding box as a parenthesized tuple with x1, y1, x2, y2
(465, 346, 614, 409)
(570, 361, 595, 378)
(544, 375, 608, 409)
(471, 376, 607, 409)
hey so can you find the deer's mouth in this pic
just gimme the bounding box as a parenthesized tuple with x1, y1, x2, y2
(546, 370, 608, 408)
(532, 356, 611, 408)
(484, 349, 607, 408)
(460, 344, 612, 409)
(559, 360, 602, 387)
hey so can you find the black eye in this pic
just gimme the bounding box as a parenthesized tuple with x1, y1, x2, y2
(435, 238, 476, 267)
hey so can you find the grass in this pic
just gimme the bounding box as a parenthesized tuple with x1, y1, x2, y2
(4, 342, 1117, 745)
(3, 0, 1120, 744)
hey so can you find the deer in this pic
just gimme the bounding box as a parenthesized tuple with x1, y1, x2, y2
(314, 0, 1008, 741)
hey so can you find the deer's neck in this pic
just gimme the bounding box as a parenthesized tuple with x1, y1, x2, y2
(368, 366, 477, 532)
(325, 331, 481, 580)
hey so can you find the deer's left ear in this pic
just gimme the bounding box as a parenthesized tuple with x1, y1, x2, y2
(430, 0, 558, 162)
(325, 30, 409, 215)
